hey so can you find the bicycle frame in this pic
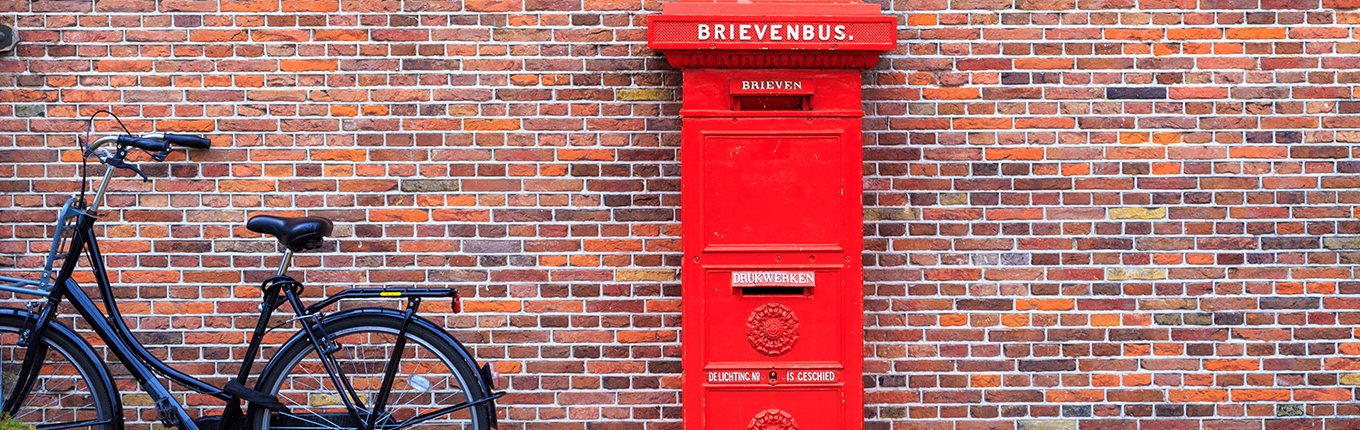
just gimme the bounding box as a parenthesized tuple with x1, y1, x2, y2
(0, 136, 503, 430)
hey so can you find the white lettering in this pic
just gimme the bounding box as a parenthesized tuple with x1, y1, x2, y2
(695, 22, 858, 43)
(785, 371, 837, 382)
(805, 371, 835, 381)
(708, 371, 762, 383)
(731, 270, 815, 286)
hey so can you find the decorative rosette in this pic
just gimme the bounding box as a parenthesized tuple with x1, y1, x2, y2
(746, 303, 799, 356)
(748, 409, 799, 430)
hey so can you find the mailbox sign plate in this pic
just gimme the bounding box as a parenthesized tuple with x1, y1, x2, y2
(648, 15, 896, 51)
(731, 271, 816, 287)
(705, 368, 841, 385)
(730, 79, 814, 96)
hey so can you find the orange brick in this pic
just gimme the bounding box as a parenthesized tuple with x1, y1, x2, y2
(463, 300, 522, 313)
(281, 0, 338, 12)
(369, 209, 430, 222)
(923, 88, 981, 100)
(907, 14, 938, 26)
(1090, 314, 1121, 326)
(1119, 132, 1151, 144)
(986, 147, 1045, 161)
(1231, 389, 1291, 402)
(1227, 27, 1287, 39)
(971, 374, 1001, 387)
(1016, 299, 1074, 311)
(1001, 314, 1030, 327)
(1205, 359, 1259, 371)
(940, 314, 968, 326)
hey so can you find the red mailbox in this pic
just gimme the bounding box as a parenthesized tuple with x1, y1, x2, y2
(649, 3, 895, 429)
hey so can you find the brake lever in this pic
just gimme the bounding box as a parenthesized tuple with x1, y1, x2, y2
(104, 155, 149, 182)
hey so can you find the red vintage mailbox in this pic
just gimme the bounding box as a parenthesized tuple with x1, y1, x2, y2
(648, 2, 896, 429)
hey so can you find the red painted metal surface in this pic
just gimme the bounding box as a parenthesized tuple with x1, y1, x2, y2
(678, 69, 865, 430)
(649, 3, 893, 429)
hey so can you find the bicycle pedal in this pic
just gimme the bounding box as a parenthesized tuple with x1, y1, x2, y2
(154, 397, 184, 428)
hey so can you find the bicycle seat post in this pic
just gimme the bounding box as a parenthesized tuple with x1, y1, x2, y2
(276, 249, 294, 276)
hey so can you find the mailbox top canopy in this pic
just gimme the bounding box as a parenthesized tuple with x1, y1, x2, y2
(647, 0, 898, 70)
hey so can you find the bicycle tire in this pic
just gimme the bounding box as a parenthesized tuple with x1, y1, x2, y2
(250, 309, 492, 430)
(0, 310, 119, 429)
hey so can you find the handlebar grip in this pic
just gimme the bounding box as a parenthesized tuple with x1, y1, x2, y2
(116, 135, 168, 152)
(163, 133, 211, 149)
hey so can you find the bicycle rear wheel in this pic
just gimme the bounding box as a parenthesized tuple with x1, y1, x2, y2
(0, 311, 118, 429)
(251, 310, 491, 430)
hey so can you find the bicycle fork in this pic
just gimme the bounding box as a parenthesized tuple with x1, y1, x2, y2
(2, 297, 58, 416)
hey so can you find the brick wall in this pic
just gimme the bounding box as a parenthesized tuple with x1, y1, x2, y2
(2, 0, 1359, 429)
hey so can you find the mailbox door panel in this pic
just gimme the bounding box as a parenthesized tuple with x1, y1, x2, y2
(698, 130, 844, 250)
(683, 117, 861, 257)
(704, 389, 843, 430)
(702, 269, 844, 363)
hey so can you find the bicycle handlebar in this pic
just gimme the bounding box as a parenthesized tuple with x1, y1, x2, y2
(116, 135, 168, 152)
(83, 132, 211, 211)
(163, 133, 211, 149)
(97, 133, 212, 154)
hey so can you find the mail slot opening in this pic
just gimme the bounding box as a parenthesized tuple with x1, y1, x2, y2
(739, 286, 808, 296)
(734, 95, 808, 111)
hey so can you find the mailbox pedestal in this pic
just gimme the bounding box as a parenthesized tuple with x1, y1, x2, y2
(649, 3, 895, 430)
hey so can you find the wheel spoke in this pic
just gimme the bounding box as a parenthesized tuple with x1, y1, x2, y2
(253, 315, 488, 429)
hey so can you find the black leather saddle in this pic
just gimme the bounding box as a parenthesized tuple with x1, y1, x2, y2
(246, 215, 333, 251)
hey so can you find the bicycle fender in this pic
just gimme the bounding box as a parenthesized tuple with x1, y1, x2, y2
(0, 307, 125, 430)
(254, 307, 500, 413)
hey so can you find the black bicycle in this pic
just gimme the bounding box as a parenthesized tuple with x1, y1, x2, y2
(0, 122, 502, 429)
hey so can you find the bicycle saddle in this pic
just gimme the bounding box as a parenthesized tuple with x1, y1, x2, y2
(246, 215, 333, 251)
